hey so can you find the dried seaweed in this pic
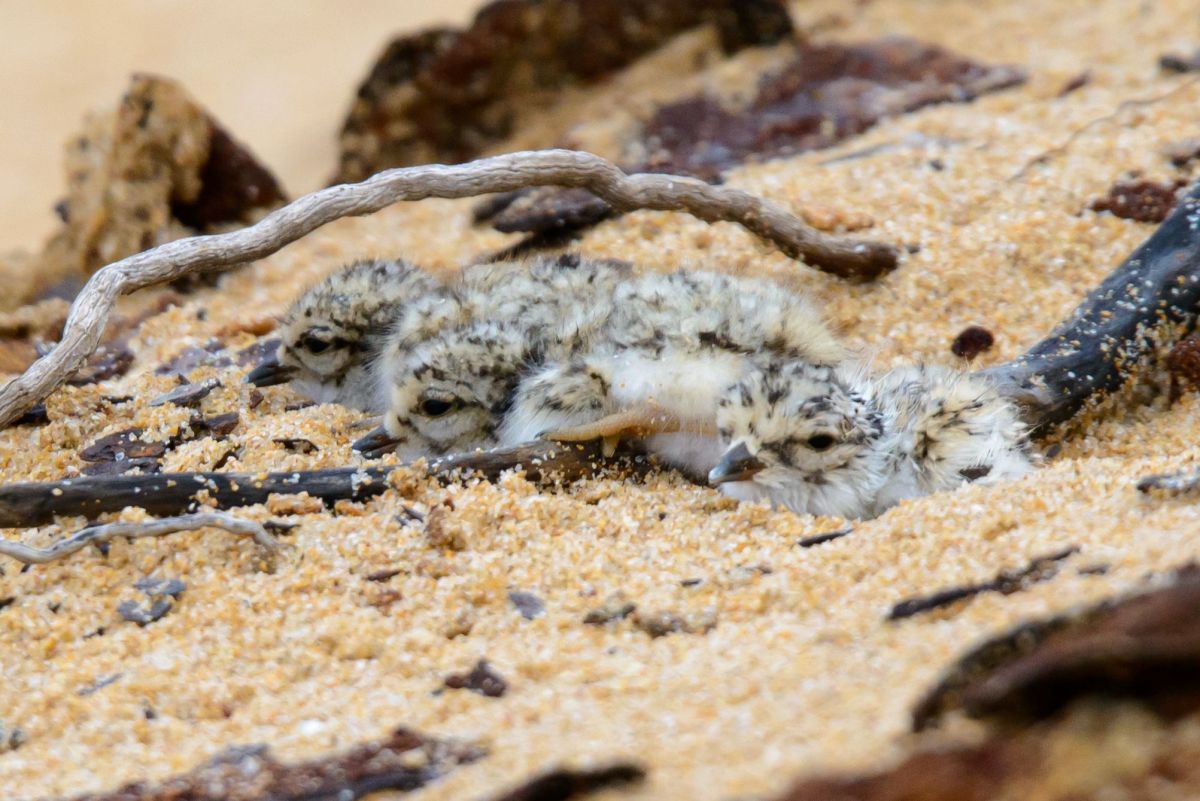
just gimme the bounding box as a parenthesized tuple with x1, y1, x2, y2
(336, 0, 794, 181)
(888, 547, 1077, 621)
(912, 567, 1200, 730)
(47, 727, 484, 801)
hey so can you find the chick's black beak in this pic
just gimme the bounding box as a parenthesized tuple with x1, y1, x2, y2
(246, 357, 297, 387)
(708, 442, 766, 486)
(353, 425, 402, 459)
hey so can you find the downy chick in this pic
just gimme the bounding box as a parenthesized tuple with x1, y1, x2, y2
(354, 255, 630, 456)
(248, 258, 455, 410)
(498, 270, 846, 477)
(708, 362, 1032, 518)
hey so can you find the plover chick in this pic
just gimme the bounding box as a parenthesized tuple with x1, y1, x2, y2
(498, 269, 846, 476)
(354, 318, 550, 458)
(708, 362, 1032, 518)
(252, 254, 629, 413)
(248, 258, 455, 409)
(353, 255, 633, 456)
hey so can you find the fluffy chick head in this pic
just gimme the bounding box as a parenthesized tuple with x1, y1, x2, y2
(255, 258, 446, 409)
(710, 361, 894, 518)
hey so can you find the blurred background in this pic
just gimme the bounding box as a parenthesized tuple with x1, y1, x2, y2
(0, 1, 483, 250)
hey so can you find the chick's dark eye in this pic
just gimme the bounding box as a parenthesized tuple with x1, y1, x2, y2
(419, 398, 456, 417)
(806, 434, 835, 451)
(300, 334, 331, 354)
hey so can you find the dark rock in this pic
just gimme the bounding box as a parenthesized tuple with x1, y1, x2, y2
(273, 438, 318, 454)
(1056, 70, 1091, 97)
(172, 120, 287, 229)
(1160, 48, 1200, 73)
(236, 338, 281, 367)
(797, 527, 852, 548)
(67, 341, 134, 386)
(118, 599, 174, 626)
(156, 340, 231, 375)
(477, 36, 1025, 239)
(444, 659, 508, 698)
(366, 567, 403, 583)
(81, 428, 166, 462)
(15, 403, 49, 426)
(81, 458, 161, 477)
(508, 590, 546, 620)
(196, 411, 240, 439)
(39, 726, 483, 800)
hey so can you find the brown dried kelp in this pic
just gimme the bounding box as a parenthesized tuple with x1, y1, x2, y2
(336, 0, 794, 182)
(48, 727, 484, 801)
(912, 567, 1200, 730)
(1087, 178, 1184, 223)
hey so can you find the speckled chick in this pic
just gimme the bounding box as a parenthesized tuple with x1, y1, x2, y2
(248, 258, 455, 410)
(498, 270, 847, 476)
(709, 362, 1032, 518)
(355, 255, 631, 456)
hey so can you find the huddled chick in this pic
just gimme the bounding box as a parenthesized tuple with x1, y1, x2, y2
(249, 258, 452, 409)
(708, 362, 1031, 518)
(254, 254, 1033, 518)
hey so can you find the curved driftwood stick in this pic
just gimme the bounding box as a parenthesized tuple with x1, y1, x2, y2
(0, 440, 638, 527)
(0, 511, 277, 565)
(0, 150, 899, 429)
(985, 182, 1200, 434)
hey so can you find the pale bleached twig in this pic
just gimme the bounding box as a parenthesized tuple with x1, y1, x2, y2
(0, 149, 899, 429)
(0, 511, 277, 565)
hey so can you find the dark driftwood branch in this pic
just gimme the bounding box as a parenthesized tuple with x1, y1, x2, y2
(0, 440, 631, 527)
(985, 182, 1200, 432)
(0, 512, 277, 565)
(0, 150, 899, 430)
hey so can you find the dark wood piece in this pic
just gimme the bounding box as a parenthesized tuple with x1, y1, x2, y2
(0, 440, 637, 527)
(986, 182, 1200, 432)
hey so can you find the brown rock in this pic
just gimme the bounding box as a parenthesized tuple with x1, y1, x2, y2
(335, 0, 794, 182)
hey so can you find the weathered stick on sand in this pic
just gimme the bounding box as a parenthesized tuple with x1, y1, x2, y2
(0, 150, 900, 430)
(0, 440, 633, 528)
